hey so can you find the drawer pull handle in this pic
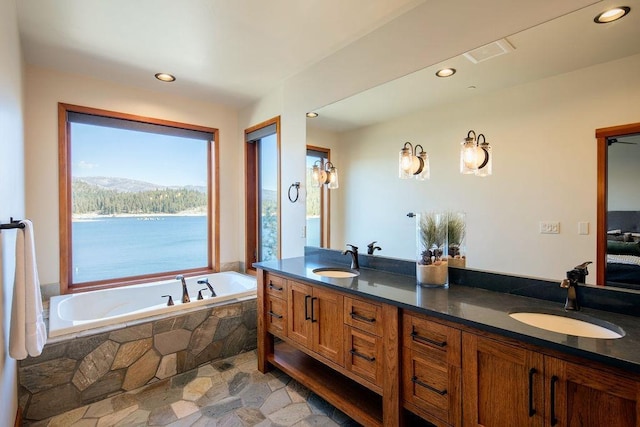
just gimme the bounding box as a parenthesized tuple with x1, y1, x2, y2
(350, 349, 375, 362)
(410, 330, 447, 348)
(311, 297, 318, 323)
(550, 375, 559, 426)
(304, 295, 311, 320)
(528, 368, 537, 417)
(411, 376, 447, 396)
(268, 311, 283, 319)
(350, 311, 376, 323)
(268, 282, 283, 291)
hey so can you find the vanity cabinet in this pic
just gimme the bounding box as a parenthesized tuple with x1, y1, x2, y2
(402, 312, 462, 427)
(257, 267, 640, 427)
(258, 270, 400, 426)
(462, 333, 640, 427)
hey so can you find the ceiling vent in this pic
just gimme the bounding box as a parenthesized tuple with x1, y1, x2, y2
(463, 38, 515, 64)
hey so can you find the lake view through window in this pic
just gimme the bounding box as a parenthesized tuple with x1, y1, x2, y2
(60, 106, 216, 289)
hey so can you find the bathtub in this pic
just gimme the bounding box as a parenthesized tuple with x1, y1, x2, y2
(48, 271, 256, 337)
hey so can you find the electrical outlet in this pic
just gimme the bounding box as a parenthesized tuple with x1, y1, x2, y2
(301, 225, 306, 238)
(540, 221, 560, 234)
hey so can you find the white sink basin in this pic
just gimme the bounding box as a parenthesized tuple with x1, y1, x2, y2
(312, 268, 360, 278)
(509, 310, 624, 339)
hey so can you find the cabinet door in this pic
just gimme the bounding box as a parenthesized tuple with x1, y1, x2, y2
(545, 357, 639, 427)
(311, 286, 344, 365)
(287, 281, 312, 348)
(462, 333, 544, 427)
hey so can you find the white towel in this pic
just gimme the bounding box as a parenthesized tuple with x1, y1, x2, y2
(9, 219, 47, 359)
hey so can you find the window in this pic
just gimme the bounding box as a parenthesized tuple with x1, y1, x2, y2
(58, 104, 218, 293)
(306, 146, 330, 247)
(245, 117, 280, 272)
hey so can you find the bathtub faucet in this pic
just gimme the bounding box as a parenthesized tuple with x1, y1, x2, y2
(197, 278, 217, 297)
(176, 275, 191, 303)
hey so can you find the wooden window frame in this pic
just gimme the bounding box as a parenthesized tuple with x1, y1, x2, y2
(245, 116, 281, 273)
(306, 145, 331, 248)
(58, 103, 220, 294)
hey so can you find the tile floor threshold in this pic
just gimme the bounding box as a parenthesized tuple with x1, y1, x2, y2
(24, 350, 362, 427)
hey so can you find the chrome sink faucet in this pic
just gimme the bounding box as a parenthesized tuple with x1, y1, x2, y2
(559, 261, 591, 311)
(176, 275, 191, 303)
(342, 244, 360, 269)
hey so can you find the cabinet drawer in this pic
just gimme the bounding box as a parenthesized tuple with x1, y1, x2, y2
(403, 347, 457, 424)
(265, 273, 287, 299)
(344, 325, 383, 387)
(266, 295, 287, 336)
(403, 314, 460, 365)
(344, 297, 383, 336)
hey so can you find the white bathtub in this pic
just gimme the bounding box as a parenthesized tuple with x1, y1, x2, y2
(49, 271, 256, 338)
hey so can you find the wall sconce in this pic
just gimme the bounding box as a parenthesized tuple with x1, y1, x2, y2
(460, 130, 492, 177)
(398, 142, 430, 180)
(312, 160, 339, 189)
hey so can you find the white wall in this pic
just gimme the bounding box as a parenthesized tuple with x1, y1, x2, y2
(24, 66, 241, 289)
(330, 53, 640, 283)
(0, 0, 24, 422)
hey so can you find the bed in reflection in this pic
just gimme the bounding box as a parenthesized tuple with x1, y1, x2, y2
(607, 210, 640, 286)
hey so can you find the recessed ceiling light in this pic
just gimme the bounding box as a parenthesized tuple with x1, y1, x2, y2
(435, 68, 456, 78)
(155, 73, 176, 82)
(594, 6, 630, 23)
(306, 112, 319, 118)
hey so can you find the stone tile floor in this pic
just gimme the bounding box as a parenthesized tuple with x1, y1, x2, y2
(25, 350, 362, 427)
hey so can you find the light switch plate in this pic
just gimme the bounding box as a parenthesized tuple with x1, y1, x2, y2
(579, 221, 589, 235)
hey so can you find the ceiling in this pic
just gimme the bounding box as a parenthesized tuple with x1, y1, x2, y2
(16, 0, 424, 107)
(16, 0, 604, 110)
(309, 0, 640, 132)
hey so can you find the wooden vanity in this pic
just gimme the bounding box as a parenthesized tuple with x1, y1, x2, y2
(256, 267, 640, 427)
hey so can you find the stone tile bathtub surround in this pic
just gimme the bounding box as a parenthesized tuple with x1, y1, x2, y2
(19, 299, 258, 422)
(26, 350, 361, 427)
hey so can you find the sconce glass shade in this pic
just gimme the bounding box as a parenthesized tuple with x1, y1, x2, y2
(312, 164, 322, 187)
(475, 141, 492, 177)
(416, 151, 430, 180)
(460, 138, 479, 174)
(399, 146, 414, 179)
(327, 165, 339, 189)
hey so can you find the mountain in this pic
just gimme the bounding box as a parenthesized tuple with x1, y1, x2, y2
(73, 176, 206, 193)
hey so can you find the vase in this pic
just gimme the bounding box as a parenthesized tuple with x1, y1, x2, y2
(416, 261, 448, 286)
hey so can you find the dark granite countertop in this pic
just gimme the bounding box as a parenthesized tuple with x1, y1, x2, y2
(255, 256, 640, 374)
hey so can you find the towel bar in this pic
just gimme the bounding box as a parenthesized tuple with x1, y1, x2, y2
(0, 218, 25, 230)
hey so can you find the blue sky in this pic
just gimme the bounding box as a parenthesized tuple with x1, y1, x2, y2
(71, 123, 208, 187)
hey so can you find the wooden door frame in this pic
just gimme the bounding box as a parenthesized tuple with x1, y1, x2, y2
(595, 121, 640, 286)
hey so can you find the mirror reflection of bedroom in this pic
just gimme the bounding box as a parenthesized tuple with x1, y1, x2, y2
(607, 132, 640, 288)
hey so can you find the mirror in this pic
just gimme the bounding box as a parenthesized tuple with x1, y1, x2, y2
(306, 3, 640, 286)
(596, 124, 640, 288)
